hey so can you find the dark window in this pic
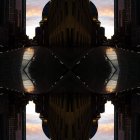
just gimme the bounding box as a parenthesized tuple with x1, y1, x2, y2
(71, 28, 74, 44)
(72, 125, 75, 138)
(136, 0, 140, 25)
(65, 124, 68, 138)
(66, 28, 70, 44)
(136, 114, 140, 139)
(66, 101, 69, 112)
(65, 2, 68, 16)
(77, 10, 80, 21)
(0, 0, 4, 25)
(76, 31, 79, 44)
(70, 98, 74, 112)
(0, 115, 4, 139)
(61, 95, 64, 107)
(72, 2, 75, 16)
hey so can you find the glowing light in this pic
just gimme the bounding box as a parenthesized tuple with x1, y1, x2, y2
(23, 48, 34, 60)
(23, 80, 35, 93)
(21, 47, 35, 93)
(105, 48, 119, 93)
(43, 119, 48, 123)
(106, 48, 117, 60)
(93, 17, 97, 21)
(106, 80, 117, 93)
(43, 17, 48, 21)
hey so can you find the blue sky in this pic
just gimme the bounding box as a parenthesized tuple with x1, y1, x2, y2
(26, 0, 114, 39)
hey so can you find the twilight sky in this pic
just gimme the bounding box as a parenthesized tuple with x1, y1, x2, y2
(26, 101, 114, 140)
(26, 0, 114, 39)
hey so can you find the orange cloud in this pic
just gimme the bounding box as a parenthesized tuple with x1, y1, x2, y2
(26, 123, 42, 134)
(26, 124, 48, 140)
(99, 6, 114, 17)
(26, 4, 42, 17)
(98, 123, 114, 134)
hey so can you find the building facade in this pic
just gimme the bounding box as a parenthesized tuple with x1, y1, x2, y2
(35, 0, 105, 47)
(114, 0, 140, 48)
(0, 0, 9, 46)
(48, 0, 93, 47)
(0, 0, 26, 49)
(114, 93, 140, 140)
(34, 93, 106, 140)
(0, 93, 26, 140)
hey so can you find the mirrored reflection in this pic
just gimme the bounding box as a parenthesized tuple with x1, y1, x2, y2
(114, 91, 140, 140)
(105, 47, 119, 93)
(26, 102, 47, 140)
(1, 46, 140, 140)
(93, 101, 114, 139)
(23, 48, 35, 60)
(106, 48, 117, 60)
(34, 93, 107, 140)
(1, 46, 140, 94)
(1, 85, 140, 140)
(23, 80, 35, 93)
(21, 48, 35, 93)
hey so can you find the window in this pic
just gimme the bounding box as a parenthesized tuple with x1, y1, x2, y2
(65, 124, 68, 138)
(0, 115, 4, 139)
(136, 0, 140, 25)
(136, 114, 140, 139)
(61, 31, 64, 44)
(65, 1, 68, 16)
(72, 2, 75, 16)
(71, 28, 74, 44)
(0, 0, 4, 25)
(66, 28, 70, 44)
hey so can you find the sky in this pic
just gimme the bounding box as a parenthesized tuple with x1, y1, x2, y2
(26, 101, 114, 140)
(26, 0, 114, 139)
(26, 0, 114, 39)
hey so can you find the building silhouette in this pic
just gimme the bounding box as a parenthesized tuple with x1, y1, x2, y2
(0, 92, 27, 140)
(0, 0, 26, 49)
(35, 0, 105, 47)
(114, 0, 140, 48)
(114, 93, 140, 140)
(34, 93, 106, 140)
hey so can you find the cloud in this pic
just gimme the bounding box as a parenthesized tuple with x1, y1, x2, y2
(26, 102, 114, 140)
(91, 0, 114, 38)
(26, 124, 42, 134)
(26, 0, 49, 17)
(26, 114, 41, 124)
(98, 123, 114, 134)
(92, 102, 114, 140)
(92, 121, 114, 140)
(26, 101, 49, 140)
(26, 16, 41, 26)
(26, 0, 49, 38)
(26, 123, 48, 140)
(26, 0, 114, 38)
(99, 6, 114, 17)
(92, 123, 114, 140)
(26, 5, 42, 17)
